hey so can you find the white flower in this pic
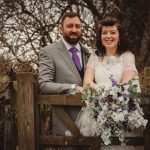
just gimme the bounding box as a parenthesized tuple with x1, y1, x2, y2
(102, 104, 108, 111)
(118, 96, 124, 102)
(101, 128, 111, 145)
(122, 110, 128, 115)
(111, 112, 125, 122)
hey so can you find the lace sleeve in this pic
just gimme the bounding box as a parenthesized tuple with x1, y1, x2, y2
(122, 51, 138, 73)
(86, 52, 96, 69)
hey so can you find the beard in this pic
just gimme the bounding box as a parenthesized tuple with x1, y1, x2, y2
(63, 33, 81, 45)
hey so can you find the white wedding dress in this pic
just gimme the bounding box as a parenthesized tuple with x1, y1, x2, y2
(66, 51, 143, 150)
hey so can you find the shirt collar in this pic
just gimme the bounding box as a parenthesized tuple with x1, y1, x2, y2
(61, 36, 81, 52)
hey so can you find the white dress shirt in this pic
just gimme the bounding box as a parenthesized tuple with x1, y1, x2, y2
(61, 37, 83, 67)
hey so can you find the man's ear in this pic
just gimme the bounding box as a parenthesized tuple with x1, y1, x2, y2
(59, 25, 63, 34)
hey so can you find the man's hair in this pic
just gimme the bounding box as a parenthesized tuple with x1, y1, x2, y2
(61, 12, 81, 25)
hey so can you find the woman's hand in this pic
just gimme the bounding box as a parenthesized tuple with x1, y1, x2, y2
(76, 85, 84, 93)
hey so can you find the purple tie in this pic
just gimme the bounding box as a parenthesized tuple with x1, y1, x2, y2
(69, 47, 82, 71)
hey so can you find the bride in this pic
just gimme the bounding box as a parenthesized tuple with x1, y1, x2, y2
(66, 17, 143, 150)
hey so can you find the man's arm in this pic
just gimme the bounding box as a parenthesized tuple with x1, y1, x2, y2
(38, 48, 72, 94)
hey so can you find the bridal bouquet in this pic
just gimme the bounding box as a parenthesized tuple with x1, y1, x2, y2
(82, 77, 148, 145)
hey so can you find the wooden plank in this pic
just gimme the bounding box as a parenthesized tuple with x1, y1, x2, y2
(38, 94, 85, 106)
(39, 136, 143, 146)
(88, 136, 101, 150)
(38, 94, 149, 105)
(144, 120, 150, 150)
(34, 82, 40, 150)
(4, 120, 14, 150)
(144, 67, 150, 77)
(40, 108, 52, 136)
(54, 106, 81, 136)
(4, 80, 17, 150)
(112, 137, 144, 146)
(144, 134, 150, 150)
(40, 136, 101, 145)
(17, 73, 35, 150)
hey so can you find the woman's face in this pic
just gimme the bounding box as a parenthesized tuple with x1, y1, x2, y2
(101, 25, 119, 52)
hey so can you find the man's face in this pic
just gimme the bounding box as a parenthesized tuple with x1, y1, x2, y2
(60, 16, 82, 45)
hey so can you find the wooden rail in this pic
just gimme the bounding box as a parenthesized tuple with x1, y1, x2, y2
(16, 72, 150, 150)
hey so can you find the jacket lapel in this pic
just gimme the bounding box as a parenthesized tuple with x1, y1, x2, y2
(56, 40, 82, 82)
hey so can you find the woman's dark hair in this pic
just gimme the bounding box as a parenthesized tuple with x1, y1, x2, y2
(95, 17, 130, 57)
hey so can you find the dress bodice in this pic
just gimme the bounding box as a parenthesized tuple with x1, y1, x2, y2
(86, 51, 138, 89)
(94, 55, 123, 88)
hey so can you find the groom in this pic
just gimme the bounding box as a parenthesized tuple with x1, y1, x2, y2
(38, 11, 90, 149)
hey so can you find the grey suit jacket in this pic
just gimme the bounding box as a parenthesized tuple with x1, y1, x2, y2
(38, 39, 90, 94)
(38, 40, 90, 135)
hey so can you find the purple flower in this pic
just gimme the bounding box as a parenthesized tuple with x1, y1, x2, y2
(109, 75, 118, 87)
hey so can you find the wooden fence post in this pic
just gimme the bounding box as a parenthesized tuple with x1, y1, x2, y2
(4, 79, 17, 150)
(143, 67, 150, 150)
(17, 73, 35, 150)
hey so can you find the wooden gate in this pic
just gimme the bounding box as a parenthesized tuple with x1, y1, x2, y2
(16, 71, 150, 150)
